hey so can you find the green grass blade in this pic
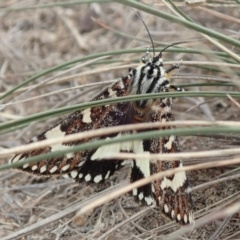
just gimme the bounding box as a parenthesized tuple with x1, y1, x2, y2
(115, 0, 240, 48)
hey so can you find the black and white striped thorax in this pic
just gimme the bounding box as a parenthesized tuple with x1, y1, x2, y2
(10, 49, 193, 225)
(128, 53, 179, 111)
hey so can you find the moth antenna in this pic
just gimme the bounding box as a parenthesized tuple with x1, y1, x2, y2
(134, 12, 155, 58)
(158, 41, 187, 57)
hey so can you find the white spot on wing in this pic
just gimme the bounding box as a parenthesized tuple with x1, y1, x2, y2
(184, 214, 188, 223)
(78, 161, 85, 167)
(107, 88, 117, 97)
(82, 108, 92, 123)
(91, 133, 133, 161)
(31, 165, 38, 171)
(66, 152, 74, 158)
(177, 214, 181, 221)
(133, 188, 137, 196)
(145, 196, 153, 206)
(91, 137, 119, 160)
(70, 170, 78, 179)
(61, 164, 70, 172)
(161, 118, 167, 123)
(85, 174, 91, 181)
(151, 184, 155, 194)
(171, 210, 175, 218)
(160, 162, 187, 192)
(164, 135, 175, 150)
(11, 154, 23, 163)
(78, 173, 83, 178)
(45, 125, 72, 155)
(189, 212, 194, 224)
(120, 140, 133, 152)
(105, 171, 110, 179)
(94, 175, 103, 183)
(138, 192, 143, 200)
(45, 125, 65, 139)
(49, 166, 58, 173)
(22, 163, 29, 169)
(164, 204, 169, 213)
(92, 140, 119, 160)
(40, 165, 47, 173)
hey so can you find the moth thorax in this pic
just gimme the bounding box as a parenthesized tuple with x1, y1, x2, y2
(129, 100, 155, 123)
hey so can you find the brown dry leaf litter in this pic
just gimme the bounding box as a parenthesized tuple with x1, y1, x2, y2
(1, 1, 240, 239)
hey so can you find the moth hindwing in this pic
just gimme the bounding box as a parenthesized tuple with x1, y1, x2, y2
(10, 49, 193, 225)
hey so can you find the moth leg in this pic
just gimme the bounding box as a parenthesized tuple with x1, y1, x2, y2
(169, 84, 185, 92)
(165, 60, 182, 74)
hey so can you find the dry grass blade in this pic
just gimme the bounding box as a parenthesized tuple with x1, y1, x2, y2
(166, 200, 240, 240)
(209, 214, 233, 240)
(97, 205, 155, 240)
(193, 173, 240, 192)
(197, 6, 240, 24)
(1, 1, 240, 239)
(1, 182, 128, 240)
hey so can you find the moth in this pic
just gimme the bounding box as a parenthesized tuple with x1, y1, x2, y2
(10, 46, 193, 225)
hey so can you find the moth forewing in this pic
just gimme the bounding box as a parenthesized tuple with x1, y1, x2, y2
(10, 77, 131, 178)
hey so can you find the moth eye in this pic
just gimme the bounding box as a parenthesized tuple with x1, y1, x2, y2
(141, 56, 148, 64)
(147, 69, 154, 78)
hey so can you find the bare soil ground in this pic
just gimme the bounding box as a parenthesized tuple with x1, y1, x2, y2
(1, 1, 240, 239)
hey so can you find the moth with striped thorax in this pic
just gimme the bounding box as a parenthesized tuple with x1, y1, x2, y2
(10, 45, 193, 225)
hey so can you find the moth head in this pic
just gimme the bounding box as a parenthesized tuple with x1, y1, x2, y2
(140, 47, 163, 67)
(129, 42, 186, 107)
(152, 52, 163, 67)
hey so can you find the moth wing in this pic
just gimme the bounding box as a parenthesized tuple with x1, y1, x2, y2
(131, 100, 193, 225)
(10, 77, 132, 183)
(131, 140, 154, 206)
